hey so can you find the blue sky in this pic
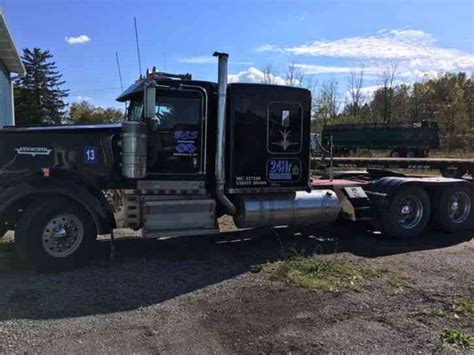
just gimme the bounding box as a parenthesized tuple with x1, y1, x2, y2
(3, 0, 474, 109)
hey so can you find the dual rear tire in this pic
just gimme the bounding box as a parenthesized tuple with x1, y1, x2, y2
(379, 185, 474, 239)
(434, 185, 473, 233)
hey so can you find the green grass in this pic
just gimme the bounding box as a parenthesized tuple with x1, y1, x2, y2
(453, 298, 474, 315)
(265, 256, 383, 292)
(440, 329, 474, 350)
(385, 275, 409, 289)
(420, 308, 445, 319)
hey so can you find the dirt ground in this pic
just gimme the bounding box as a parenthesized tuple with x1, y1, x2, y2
(0, 218, 473, 354)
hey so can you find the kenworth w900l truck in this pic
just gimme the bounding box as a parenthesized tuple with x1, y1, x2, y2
(0, 52, 472, 272)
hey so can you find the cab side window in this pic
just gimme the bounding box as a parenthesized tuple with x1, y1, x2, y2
(155, 96, 201, 128)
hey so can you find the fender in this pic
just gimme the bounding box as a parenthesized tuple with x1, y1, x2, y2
(0, 174, 116, 234)
(366, 176, 470, 209)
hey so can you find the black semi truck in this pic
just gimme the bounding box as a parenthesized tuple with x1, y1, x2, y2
(0, 52, 472, 272)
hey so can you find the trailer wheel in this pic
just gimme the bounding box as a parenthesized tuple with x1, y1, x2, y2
(406, 150, 416, 158)
(434, 186, 474, 233)
(390, 150, 403, 158)
(15, 197, 96, 272)
(381, 186, 430, 239)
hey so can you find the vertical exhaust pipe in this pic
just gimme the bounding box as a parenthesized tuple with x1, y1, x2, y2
(213, 51, 236, 215)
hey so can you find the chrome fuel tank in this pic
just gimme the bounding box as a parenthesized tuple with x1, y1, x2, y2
(122, 121, 147, 179)
(233, 190, 340, 228)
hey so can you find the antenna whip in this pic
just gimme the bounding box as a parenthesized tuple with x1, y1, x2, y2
(134, 17, 143, 77)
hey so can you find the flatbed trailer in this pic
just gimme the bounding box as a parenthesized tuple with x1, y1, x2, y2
(311, 157, 474, 178)
(321, 121, 439, 158)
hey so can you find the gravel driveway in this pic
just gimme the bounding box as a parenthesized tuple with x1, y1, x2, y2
(0, 220, 472, 354)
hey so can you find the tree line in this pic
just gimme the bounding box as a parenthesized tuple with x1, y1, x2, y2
(262, 63, 474, 151)
(13, 48, 124, 126)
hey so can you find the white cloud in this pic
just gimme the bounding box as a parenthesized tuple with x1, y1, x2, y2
(179, 56, 215, 64)
(258, 29, 474, 77)
(179, 55, 253, 66)
(293, 64, 379, 75)
(65, 35, 91, 45)
(256, 44, 283, 53)
(228, 67, 286, 85)
(75, 95, 93, 102)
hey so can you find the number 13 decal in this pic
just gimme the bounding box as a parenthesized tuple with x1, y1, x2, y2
(84, 146, 98, 164)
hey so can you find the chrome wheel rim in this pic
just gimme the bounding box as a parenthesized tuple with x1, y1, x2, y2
(42, 214, 84, 258)
(448, 191, 471, 224)
(398, 195, 423, 229)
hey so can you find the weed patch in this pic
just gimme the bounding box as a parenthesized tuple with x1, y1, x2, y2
(384, 275, 409, 289)
(440, 329, 473, 350)
(265, 256, 382, 292)
(420, 308, 445, 319)
(453, 298, 474, 315)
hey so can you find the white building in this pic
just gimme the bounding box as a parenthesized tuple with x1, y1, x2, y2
(0, 12, 25, 126)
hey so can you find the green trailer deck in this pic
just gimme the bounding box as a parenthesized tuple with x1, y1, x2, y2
(321, 121, 439, 157)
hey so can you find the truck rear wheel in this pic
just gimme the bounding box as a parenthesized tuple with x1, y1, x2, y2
(381, 186, 430, 239)
(434, 186, 474, 233)
(15, 197, 96, 272)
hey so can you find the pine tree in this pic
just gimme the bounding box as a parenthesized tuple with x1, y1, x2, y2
(14, 48, 69, 125)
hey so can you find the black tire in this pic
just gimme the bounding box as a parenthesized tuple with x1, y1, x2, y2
(15, 197, 96, 273)
(440, 167, 464, 179)
(433, 185, 474, 233)
(390, 150, 404, 158)
(406, 150, 416, 158)
(380, 186, 431, 239)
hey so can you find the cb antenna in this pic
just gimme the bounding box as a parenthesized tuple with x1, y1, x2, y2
(134, 17, 143, 77)
(115, 51, 126, 112)
(115, 52, 124, 92)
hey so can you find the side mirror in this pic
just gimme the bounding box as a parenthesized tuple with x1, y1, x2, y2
(143, 83, 156, 120)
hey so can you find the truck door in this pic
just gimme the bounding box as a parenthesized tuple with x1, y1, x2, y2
(147, 89, 204, 177)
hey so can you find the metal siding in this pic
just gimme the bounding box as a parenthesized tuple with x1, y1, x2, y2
(0, 60, 13, 126)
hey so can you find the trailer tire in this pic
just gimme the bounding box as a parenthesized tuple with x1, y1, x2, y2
(15, 197, 96, 273)
(381, 186, 430, 239)
(406, 150, 416, 158)
(433, 185, 474, 233)
(390, 150, 403, 158)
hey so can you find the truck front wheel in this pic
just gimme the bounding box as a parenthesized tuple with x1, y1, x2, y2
(16, 197, 96, 272)
(381, 186, 431, 239)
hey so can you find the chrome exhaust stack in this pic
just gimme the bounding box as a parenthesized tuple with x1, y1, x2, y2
(213, 51, 236, 215)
